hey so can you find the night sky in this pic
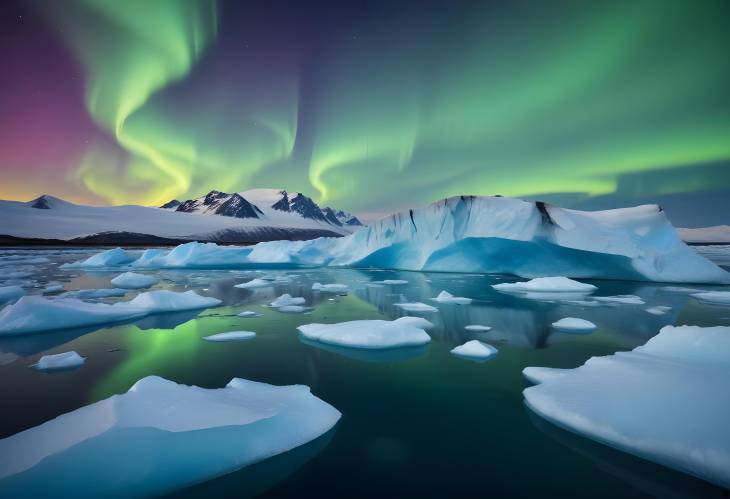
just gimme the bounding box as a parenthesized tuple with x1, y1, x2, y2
(1, 0, 729, 222)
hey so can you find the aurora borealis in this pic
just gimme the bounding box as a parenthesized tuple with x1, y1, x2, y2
(1, 0, 729, 220)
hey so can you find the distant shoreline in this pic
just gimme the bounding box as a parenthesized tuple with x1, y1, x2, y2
(0, 234, 254, 248)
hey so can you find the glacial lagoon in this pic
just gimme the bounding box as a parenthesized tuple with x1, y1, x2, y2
(1, 246, 729, 498)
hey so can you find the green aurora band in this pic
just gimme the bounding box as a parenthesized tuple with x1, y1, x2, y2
(40, 0, 730, 211)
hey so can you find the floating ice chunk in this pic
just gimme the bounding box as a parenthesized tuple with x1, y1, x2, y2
(450, 340, 498, 361)
(551, 317, 597, 333)
(661, 286, 706, 293)
(110, 272, 159, 289)
(593, 295, 645, 305)
(31, 351, 85, 371)
(394, 302, 438, 313)
(493, 277, 597, 294)
(523, 325, 730, 488)
(238, 310, 262, 318)
(203, 331, 256, 342)
(62, 247, 135, 268)
(44, 284, 64, 294)
(60, 288, 127, 300)
(465, 325, 492, 332)
(270, 294, 306, 308)
(645, 306, 671, 315)
(522, 366, 570, 385)
(0, 290, 221, 336)
(298, 316, 431, 349)
(312, 283, 349, 293)
(234, 278, 272, 289)
(131, 242, 253, 269)
(432, 290, 472, 304)
(0, 285, 24, 303)
(392, 316, 435, 330)
(371, 279, 408, 285)
(277, 305, 311, 314)
(0, 376, 341, 497)
(692, 291, 730, 306)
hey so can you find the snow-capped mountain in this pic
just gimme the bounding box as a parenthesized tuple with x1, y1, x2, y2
(0, 193, 363, 243)
(162, 188, 362, 228)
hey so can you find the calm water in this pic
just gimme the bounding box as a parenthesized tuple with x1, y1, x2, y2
(1, 247, 729, 498)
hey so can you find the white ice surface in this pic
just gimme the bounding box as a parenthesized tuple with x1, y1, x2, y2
(432, 290, 472, 304)
(111, 272, 159, 290)
(237, 311, 262, 318)
(524, 325, 730, 488)
(0, 376, 341, 497)
(31, 351, 85, 371)
(0, 291, 221, 336)
(394, 302, 439, 313)
(692, 291, 730, 306)
(62, 247, 135, 268)
(450, 340, 498, 361)
(270, 294, 306, 308)
(493, 277, 597, 293)
(234, 278, 272, 289)
(203, 331, 256, 342)
(297, 317, 431, 349)
(551, 317, 597, 333)
(465, 325, 492, 332)
(593, 295, 645, 305)
(312, 283, 349, 293)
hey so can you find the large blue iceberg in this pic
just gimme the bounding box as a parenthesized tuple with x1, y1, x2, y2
(67, 196, 730, 284)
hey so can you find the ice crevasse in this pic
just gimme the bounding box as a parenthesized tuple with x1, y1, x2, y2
(66, 196, 730, 284)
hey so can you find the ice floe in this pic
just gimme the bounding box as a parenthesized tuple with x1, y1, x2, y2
(203, 331, 256, 342)
(234, 278, 272, 289)
(0, 290, 221, 336)
(238, 310, 263, 318)
(43, 284, 64, 294)
(277, 305, 311, 314)
(269, 294, 306, 308)
(394, 302, 438, 313)
(524, 325, 730, 488)
(60, 288, 128, 300)
(692, 291, 730, 306)
(0, 376, 341, 497)
(110, 272, 159, 289)
(31, 351, 85, 371)
(551, 317, 597, 333)
(493, 277, 597, 294)
(465, 325, 492, 332)
(522, 367, 570, 385)
(645, 306, 671, 316)
(312, 283, 349, 293)
(371, 279, 409, 285)
(450, 340, 498, 361)
(432, 290, 471, 304)
(297, 317, 432, 349)
(593, 295, 645, 305)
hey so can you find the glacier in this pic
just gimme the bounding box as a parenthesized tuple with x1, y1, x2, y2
(62, 196, 730, 283)
(0, 290, 221, 336)
(0, 376, 340, 498)
(523, 325, 730, 489)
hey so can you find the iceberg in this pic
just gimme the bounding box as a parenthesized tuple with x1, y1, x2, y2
(277, 305, 311, 314)
(269, 294, 305, 308)
(110, 272, 159, 289)
(394, 302, 438, 313)
(692, 291, 730, 306)
(522, 366, 570, 385)
(31, 351, 85, 371)
(312, 282, 349, 293)
(493, 277, 597, 293)
(523, 325, 730, 489)
(432, 290, 472, 304)
(450, 340, 498, 361)
(203, 331, 256, 342)
(60, 197, 730, 284)
(645, 306, 671, 316)
(61, 247, 135, 268)
(551, 317, 597, 333)
(0, 285, 24, 303)
(298, 317, 432, 349)
(0, 376, 341, 497)
(0, 290, 221, 336)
